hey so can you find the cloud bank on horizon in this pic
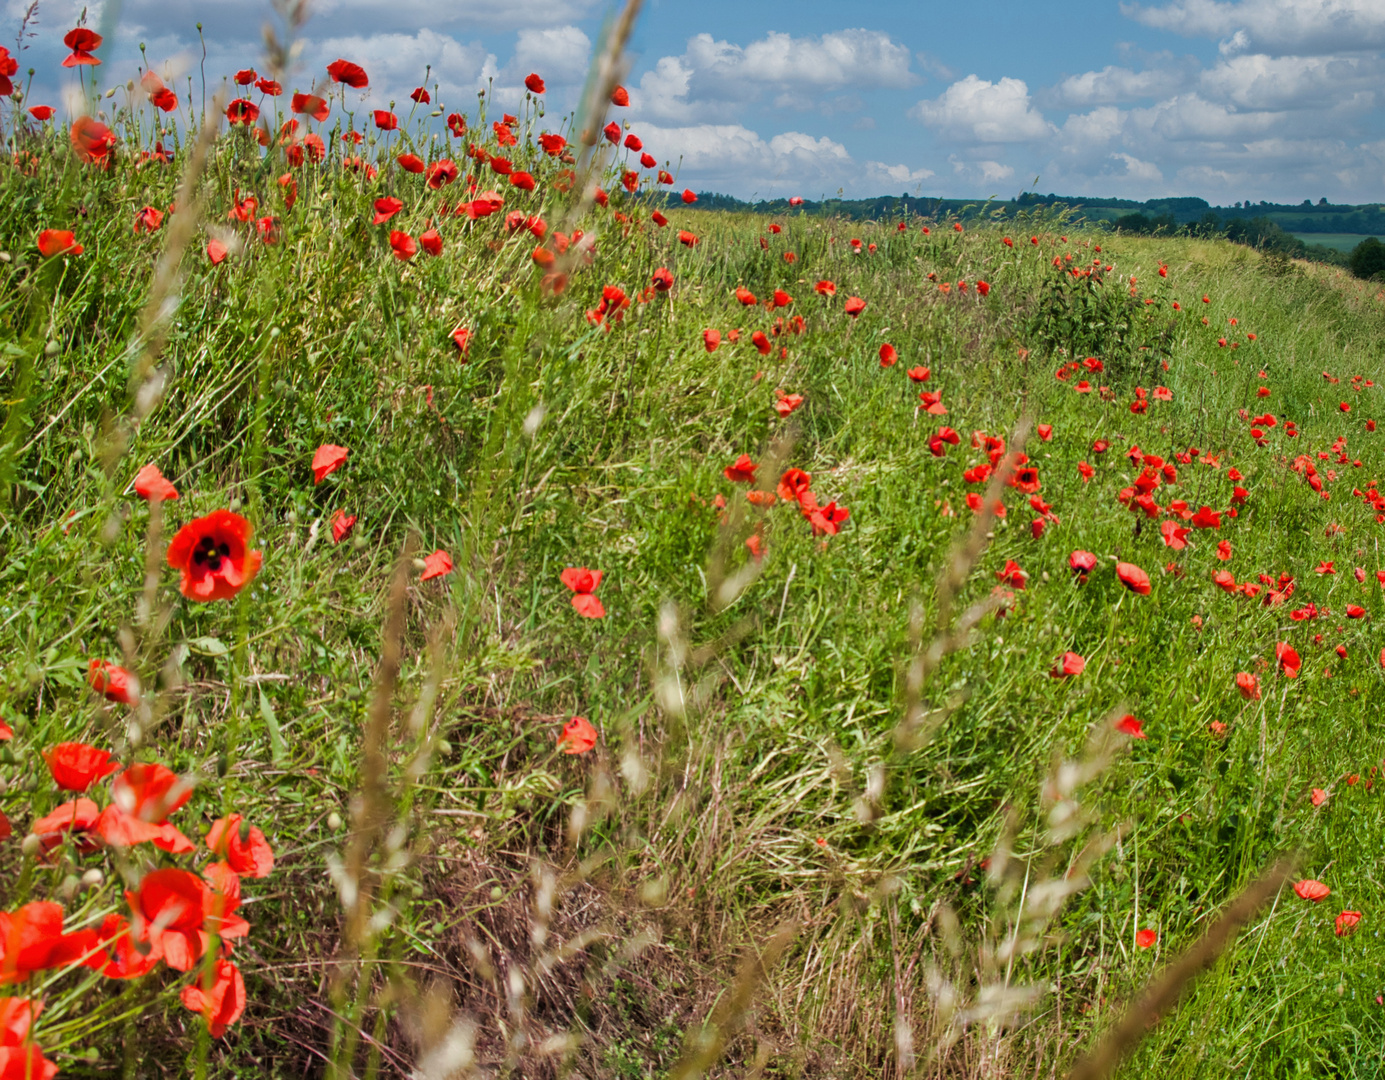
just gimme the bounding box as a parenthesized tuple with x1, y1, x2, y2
(13, 0, 1385, 203)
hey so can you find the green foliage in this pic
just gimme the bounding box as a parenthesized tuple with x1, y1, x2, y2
(1349, 237, 1385, 281)
(2, 110, 1385, 1080)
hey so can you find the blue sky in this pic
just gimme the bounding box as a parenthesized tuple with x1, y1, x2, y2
(16, 0, 1385, 203)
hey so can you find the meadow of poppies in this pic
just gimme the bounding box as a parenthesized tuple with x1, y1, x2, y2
(2, 14, 1385, 1078)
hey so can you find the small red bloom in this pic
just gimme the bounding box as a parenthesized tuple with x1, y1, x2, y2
(88, 660, 138, 706)
(389, 231, 418, 260)
(420, 550, 453, 581)
(1236, 672, 1260, 699)
(558, 716, 598, 754)
(166, 510, 263, 602)
(42, 743, 118, 792)
(724, 454, 757, 483)
(1051, 651, 1085, 678)
(180, 957, 246, 1038)
(327, 59, 368, 88)
(132, 463, 178, 502)
(1135, 928, 1157, 948)
(372, 197, 403, 225)
(206, 814, 275, 878)
(373, 110, 398, 132)
(312, 444, 349, 484)
(524, 73, 546, 94)
(1336, 910, 1363, 936)
(879, 344, 898, 368)
(330, 510, 357, 544)
(1117, 562, 1151, 594)
(560, 567, 604, 618)
(62, 27, 102, 67)
(843, 296, 866, 317)
(37, 230, 82, 258)
(1116, 715, 1147, 739)
(1293, 879, 1330, 902)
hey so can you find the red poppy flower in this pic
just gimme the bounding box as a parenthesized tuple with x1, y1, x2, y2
(749, 331, 771, 355)
(418, 228, 442, 257)
(1050, 651, 1085, 678)
(879, 344, 898, 368)
(1135, 928, 1157, 948)
(1191, 506, 1222, 529)
(312, 444, 348, 483)
(27, 104, 54, 121)
(327, 59, 368, 88)
(724, 455, 757, 483)
(372, 197, 403, 225)
(1117, 562, 1151, 595)
(290, 92, 330, 122)
(29, 800, 100, 863)
(330, 510, 357, 544)
(1069, 551, 1097, 577)
(611, 85, 629, 106)
(679, 230, 699, 247)
(509, 171, 536, 191)
(1116, 715, 1147, 739)
(225, 99, 258, 125)
(254, 77, 281, 96)
(524, 72, 546, 94)
(69, 116, 115, 163)
(396, 153, 425, 174)
(682, 189, 697, 204)
(389, 230, 417, 260)
(805, 501, 850, 536)
(624, 133, 643, 152)
(1235, 672, 1260, 699)
(42, 743, 118, 792)
(124, 868, 207, 971)
(703, 329, 721, 353)
(1335, 910, 1362, 936)
(995, 559, 1028, 589)
(1276, 642, 1301, 677)
(652, 267, 674, 292)
(560, 567, 604, 617)
(88, 660, 138, 706)
(179, 957, 246, 1038)
(734, 287, 757, 306)
(62, 27, 102, 67)
(844, 296, 866, 317)
(558, 716, 598, 754)
(373, 110, 398, 132)
(166, 510, 263, 602)
(207, 239, 229, 265)
(426, 160, 459, 189)
(206, 814, 275, 878)
(777, 469, 812, 503)
(420, 550, 453, 581)
(36, 230, 82, 258)
(0, 901, 100, 984)
(774, 393, 804, 417)
(1293, 879, 1330, 902)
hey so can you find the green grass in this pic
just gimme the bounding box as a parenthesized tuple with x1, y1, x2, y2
(1289, 233, 1385, 254)
(3, 67, 1385, 1080)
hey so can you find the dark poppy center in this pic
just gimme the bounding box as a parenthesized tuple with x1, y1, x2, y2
(192, 536, 231, 572)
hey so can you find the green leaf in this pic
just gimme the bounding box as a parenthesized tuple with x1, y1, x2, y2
(187, 636, 228, 656)
(259, 688, 287, 765)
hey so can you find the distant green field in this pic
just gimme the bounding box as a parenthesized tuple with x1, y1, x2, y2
(1291, 232, 1384, 252)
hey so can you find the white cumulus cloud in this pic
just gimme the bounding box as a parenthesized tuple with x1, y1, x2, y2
(912, 75, 1055, 142)
(1122, 0, 1385, 56)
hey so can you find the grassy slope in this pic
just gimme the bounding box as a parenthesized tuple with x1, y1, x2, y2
(3, 125, 1385, 1078)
